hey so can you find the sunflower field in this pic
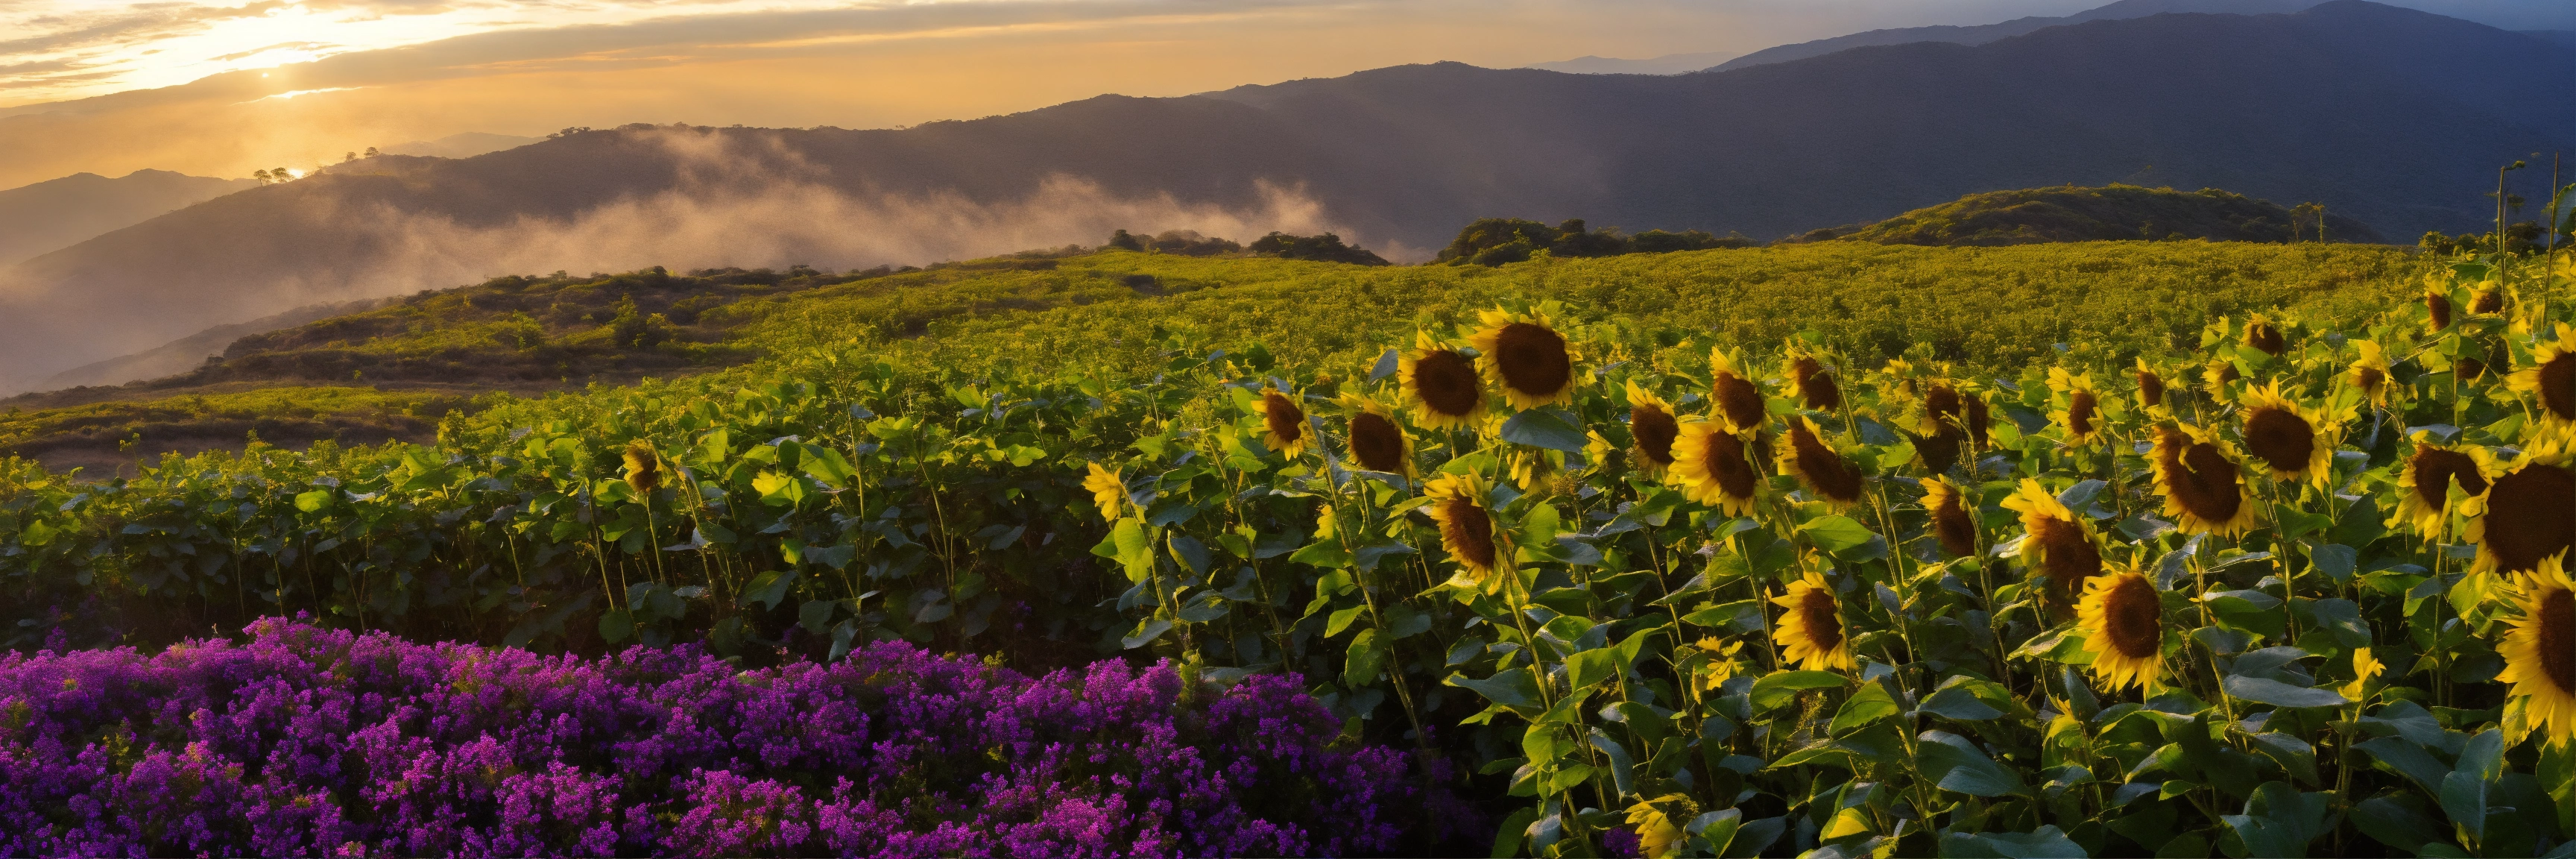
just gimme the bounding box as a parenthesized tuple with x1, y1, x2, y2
(1, 242, 2572, 856)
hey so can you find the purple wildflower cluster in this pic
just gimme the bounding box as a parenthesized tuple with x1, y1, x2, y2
(0, 619, 1456, 857)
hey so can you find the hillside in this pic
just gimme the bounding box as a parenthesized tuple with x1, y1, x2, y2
(0, 169, 252, 266)
(1708, 0, 2323, 72)
(0, 1, 2560, 395)
(1837, 184, 2387, 245)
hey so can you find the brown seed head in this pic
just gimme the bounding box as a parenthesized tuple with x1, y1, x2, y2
(1925, 385, 1963, 430)
(2472, 290, 2504, 315)
(1918, 430, 1963, 476)
(2538, 588, 2576, 695)
(2100, 576, 2163, 659)
(1931, 490, 1976, 558)
(2067, 391, 2097, 437)
(1964, 397, 1991, 449)
(1788, 421, 1864, 503)
(1797, 588, 1843, 653)
(2031, 515, 2103, 613)
(2159, 427, 2244, 525)
(2408, 448, 2490, 509)
(2246, 323, 2285, 356)
(1411, 350, 1482, 417)
(1714, 373, 1766, 430)
(2458, 357, 2487, 380)
(2241, 407, 2314, 474)
(2356, 366, 2385, 397)
(2484, 463, 2575, 574)
(2428, 293, 2453, 330)
(1263, 391, 1306, 446)
(2539, 353, 2576, 421)
(1348, 412, 1407, 473)
(1439, 496, 1497, 570)
(1791, 357, 1842, 411)
(622, 441, 660, 494)
(1700, 429, 1761, 500)
(1630, 404, 1679, 466)
(1493, 322, 1572, 399)
(2138, 369, 2165, 408)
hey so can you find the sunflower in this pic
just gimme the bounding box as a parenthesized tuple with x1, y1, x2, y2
(2426, 288, 2455, 331)
(1785, 345, 1842, 412)
(1772, 570, 1856, 672)
(2496, 554, 2576, 747)
(1779, 416, 1866, 509)
(2463, 430, 2576, 576)
(1336, 392, 1415, 476)
(2470, 289, 2505, 315)
(2458, 356, 2488, 382)
(1913, 382, 1968, 475)
(2341, 646, 2383, 702)
(2151, 424, 2261, 537)
(2203, 359, 2245, 404)
(2004, 479, 2103, 617)
(2348, 340, 2391, 409)
(2135, 358, 2169, 412)
(622, 440, 661, 495)
(2047, 368, 2105, 447)
(1083, 462, 1125, 522)
(1690, 637, 1745, 693)
(2244, 314, 2286, 357)
(1251, 386, 1312, 457)
(1962, 387, 1992, 451)
(2076, 570, 2166, 693)
(1425, 472, 1513, 589)
(1708, 347, 1768, 432)
(2507, 322, 2576, 430)
(1667, 419, 1764, 517)
(1922, 475, 1977, 558)
(2237, 380, 2341, 489)
(2388, 432, 2495, 538)
(1398, 331, 1487, 430)
(1625, 379, 1682, 475)
(1466, 307, 1576, 410)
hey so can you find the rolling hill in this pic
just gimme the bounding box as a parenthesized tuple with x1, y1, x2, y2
(0, 169, 253, 266)
(1834, 184, 2388, 246)
(0, 1, 2564, 394)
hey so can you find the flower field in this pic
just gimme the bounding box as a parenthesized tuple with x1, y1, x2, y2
(1, 242, 2572, 856)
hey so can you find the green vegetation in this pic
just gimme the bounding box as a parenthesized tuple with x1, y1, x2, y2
(0, 386, 473, 472)
(1438, 218, 1752, 266)
(1839, 184, 2387, 247)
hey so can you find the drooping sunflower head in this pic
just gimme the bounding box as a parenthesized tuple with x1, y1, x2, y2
(1785, 345, 1842, 412)
(1466, 307, 1576, 410)
(1625, 379, 1681, 473)
(1913, 382, 1966, 474)
(2237, 380, 2338, 488)
(1083, 462, 1125, 523)
(2047, 368, 2103, 446)
(2151, 423, 2260, 537)
(622, 440, 661, 494)
(2497, 554, 2576, 747)
(1398, 330, 1487, 430)
(1922, 475, 1977, 558)
(2508, 322, 2576, 429)
(2243, 314, 2286, 357)
(1708, 347, 1768, 432)
(1667, 418, 1764, 517)
(2426, 288, 2455, 331)
(2458, 356, 2489, 381)
(2077, 568, 2167, 693)
(1336, 391, 1415, 476)
(1424, 471, 1512, 588)
(2465, 430, 2576, 577)
(2349, 340, 2391, 407)
(2202, 359, 2245, 404)
(2004, 478, 2102, 617)
(2389, 432, 2494, 538)
(1772, 570, 1855, 673)
(2470, 288, 2506, 315)
(2134, 357, 2168, 412)
(1779, 415, 1866, 509)
(1251, 386, 1312, 457)
(1962, 387, 1992, 450)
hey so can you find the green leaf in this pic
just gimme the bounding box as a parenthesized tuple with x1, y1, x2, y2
(1345, 629, 1389, 687)
(1916, 730, 2025, 797)
(2352, 795, 2448, 854)
(1683, 600, 1766, 635)
(1799, 515, 1875, 553)
(1919, 683, 2007, 721)
(2276, 506, 2332, 540)
(1448, 668, 1544, 712)
(597, 608, 635, 644)
(798, 444, 856, 487)
(798, 599, 836, 635)
(1500, 408, 1589, 452)
(1828, 682, 1901, 734)
(2440, 729, 2504, 840)
(1121, 618, 1172, 649)
(2223, 675, 2349, 709)
(1489, 807, 1539, 859)
(737, 569, 797, 610)
(2220, 781, 2331, 859)
(1588, 729, 1638, 798)
(1326, 605, 1366, 638)
(294, 489, 333, 513)
(2358, 736, 2454, 796)
(2246, 732, 2320, 786)
(1566, 649, 1623, 693)
(1751, 670, 1850, 711)
(1936, 825, 2085, 858)
(1289, 539, 1354, 569)
(1111, 519, 1157, 582)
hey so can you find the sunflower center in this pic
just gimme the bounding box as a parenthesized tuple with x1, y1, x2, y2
(1797, 588, 1843, 653)
(1439, 496, 1497, 570)
(1627, 405, 1679, 465)
(2428, 294, 2453, 330)
(2539, 588, 2576, 695)
(1925, 386, 1962, 429)
(2032, 515, 2102, 608)
(1789, 423, 1863, 502)
(2484, 464, 2575, 574)
(1932, 493, 1976, 558)
(1964, 397, 1990, 449)
(2217, 365, 2242, 384)
(2160, 428, 2244, 524)
(2138, 370, 2165, 408)
(1703, 429, 1760, 499)
(2247, 324, 2284, 356)
(1920, 386, 1966, 473)
(1348, 412, 1407, 473)
(2458, 358, 2487, 380)
(1263, 391, 1305, 445)
(1493, 322, 1571, 398)
(1412, 350, 1483, 416)
(2066, 391, 2096, 436)
(1715, 374, 1766, 430)
(2539, 354, 2576, 421)
(2357, 366, 2384, 395)
(1792, 357, 1841, 411)
(2102, 576, 2162, 659)
(2471, 291, 2503, 314)
(2241, 407, 2314, 473)
(2408, 448, 2489, 509)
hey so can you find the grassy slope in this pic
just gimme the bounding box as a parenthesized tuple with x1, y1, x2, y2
(2, 240, 2421, 472)
(1839, 183, 2387, 246)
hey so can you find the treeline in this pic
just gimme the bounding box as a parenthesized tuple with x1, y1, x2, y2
(1104, 217, 1749, 268)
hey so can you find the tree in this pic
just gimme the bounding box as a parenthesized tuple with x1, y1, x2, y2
(364, 147, 380, 157)
(342, 151, 356, 163)
(1247, 232, 1390, 265)
(1105, 230, 1145, 251)
(253, 169, 271, 184)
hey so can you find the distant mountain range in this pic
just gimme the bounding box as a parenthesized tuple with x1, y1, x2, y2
(0, 170, 253, 267)
(378, 133, 543, 160)
(1706, 0, 2326, 72)
(1523, 52, 1739, 75)
(0, 0, 2567, 394)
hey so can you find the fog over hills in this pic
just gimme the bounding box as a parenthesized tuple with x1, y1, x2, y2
(0, 170, 254, 267)
(0, 0, 2566, 394)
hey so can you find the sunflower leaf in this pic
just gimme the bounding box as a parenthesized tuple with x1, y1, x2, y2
(1500, 408, 1589, 453)
(1914, 730, 2027, 797)
(2223, 675, 2348, 709)
(1751, 670, 1849, 711)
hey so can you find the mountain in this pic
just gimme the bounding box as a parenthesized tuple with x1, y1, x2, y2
(378, 133, 545, 160)
(0, 1, 2566, 394)
(39, 297, 393, 391)
(1523, 51, 1739, 75)
(0, 169, 254, 266)
(1834, 184, 2387, 246)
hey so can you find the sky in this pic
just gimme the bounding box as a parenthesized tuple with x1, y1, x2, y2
(2, 0, 2571, 188)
